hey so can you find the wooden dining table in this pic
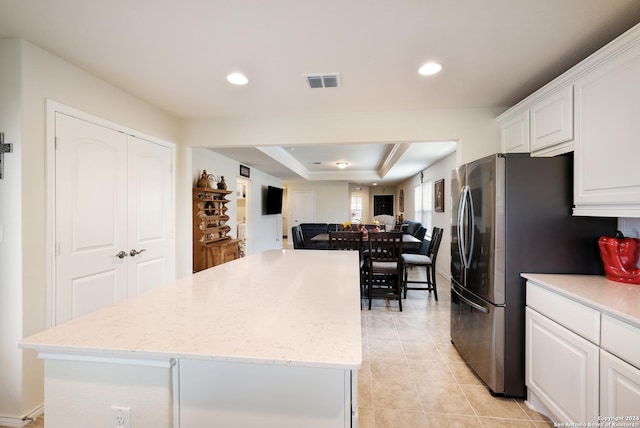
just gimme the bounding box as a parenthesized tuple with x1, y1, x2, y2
(311, 232, 421, 251)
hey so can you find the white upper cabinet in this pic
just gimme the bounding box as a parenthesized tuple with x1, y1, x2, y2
(530, 85, 574, 155)
(498, 80, 574, 157)
(573, 29, 640, 217)
(497, 23, 640, 217)
(499, 108, 530, 153)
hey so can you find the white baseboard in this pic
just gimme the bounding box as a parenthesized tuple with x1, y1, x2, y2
(0, 404, 44, 427)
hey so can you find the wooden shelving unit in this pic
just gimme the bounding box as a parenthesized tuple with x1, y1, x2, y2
(193, 187, 238, 272)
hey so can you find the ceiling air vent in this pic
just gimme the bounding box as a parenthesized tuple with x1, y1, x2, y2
(304, 73, 341, 89)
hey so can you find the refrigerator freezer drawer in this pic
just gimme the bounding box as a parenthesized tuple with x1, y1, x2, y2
(450, 284, 505, 395)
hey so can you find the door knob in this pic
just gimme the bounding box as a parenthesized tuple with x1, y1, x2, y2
(115, 250, 128, 259)
(129, 248, 147, 257)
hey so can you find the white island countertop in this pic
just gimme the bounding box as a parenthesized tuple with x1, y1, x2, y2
(522, 273, 640, 327)
(20, 249, 362, 370)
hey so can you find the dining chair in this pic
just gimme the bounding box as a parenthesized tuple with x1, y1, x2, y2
(330, 231, 365, 308)
(366, 231, 403, 311)
(329, 230, 363, 251)
(291, 225, 305, 249)
(401, 227, 443, 300)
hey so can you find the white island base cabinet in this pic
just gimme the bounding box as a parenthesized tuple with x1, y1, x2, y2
(179, 360, 356, 428)
(41, 356, 357, 428)
(42, 356, 175, 428)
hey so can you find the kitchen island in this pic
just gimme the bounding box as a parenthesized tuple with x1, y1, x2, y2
(20, 249, 362, 428)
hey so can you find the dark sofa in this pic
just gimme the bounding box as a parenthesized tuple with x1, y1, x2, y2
(401, 219, 427, 240)
(400, 220, 427, 254)
(295, 223, 343, 249)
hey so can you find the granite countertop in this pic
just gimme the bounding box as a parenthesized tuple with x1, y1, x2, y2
(522, 273, 640, 326)
(20, 249, 362, 370)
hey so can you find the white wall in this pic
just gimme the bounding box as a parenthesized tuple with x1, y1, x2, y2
(180, 108, 503, 167)
(192, 148, 283, 256)
(397, 152, 457, 278)
(0, 39, 26, 422)
(285, 181, 350, 226)
(0, 39, 181, 423)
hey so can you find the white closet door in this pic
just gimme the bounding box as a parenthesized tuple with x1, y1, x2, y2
(55, 113, 128, 324)
(127, 135, 175, 296)
(55, 114, 175, 324)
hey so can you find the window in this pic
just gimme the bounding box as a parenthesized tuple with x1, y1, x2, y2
(415, 180, 433, 236)
(351, 195, 363, 223)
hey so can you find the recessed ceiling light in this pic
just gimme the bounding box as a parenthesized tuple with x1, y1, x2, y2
(336, 162, 348, 169)
(227, 72, 249, 85)
(418, 62, 443, 76)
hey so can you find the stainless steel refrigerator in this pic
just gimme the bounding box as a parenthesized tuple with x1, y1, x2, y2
(450, 153, 616, 398)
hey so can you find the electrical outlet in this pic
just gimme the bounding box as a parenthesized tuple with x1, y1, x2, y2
(110, 405, 131, 428)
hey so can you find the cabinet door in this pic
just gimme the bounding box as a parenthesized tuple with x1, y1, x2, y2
(600, 350, 640, 417)
(499, 108, 530, 153)
(530, 85, 573, 155)
(574, 38, 640, 215)
(526, 308, 599, 423)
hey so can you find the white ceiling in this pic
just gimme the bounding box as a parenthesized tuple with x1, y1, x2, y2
(1, 0, 639, 183)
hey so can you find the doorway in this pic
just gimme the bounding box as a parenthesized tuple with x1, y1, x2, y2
(292, 191, 315, 227)
(236, 178, 249, 257)
(373, 195, 394, 216)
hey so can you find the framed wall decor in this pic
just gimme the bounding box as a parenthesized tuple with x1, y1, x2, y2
(434, 179, 445, 212)
(239, 164, 250, 178)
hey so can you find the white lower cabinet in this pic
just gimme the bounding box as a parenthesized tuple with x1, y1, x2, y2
(526, 278, 640, 424)
(179, 360, 356, 428)
(525, 307, 599, 423)
(600, 350, 640, 417)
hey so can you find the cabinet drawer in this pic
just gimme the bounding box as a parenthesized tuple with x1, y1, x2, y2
(527, 281, 600, 343)
(601, 315, 640, 369)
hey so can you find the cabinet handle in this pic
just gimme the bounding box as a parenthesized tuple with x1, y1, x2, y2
(115, 251, 128, 259)
(130, 248, 147, 257)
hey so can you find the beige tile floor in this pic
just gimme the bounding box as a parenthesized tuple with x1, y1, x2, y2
(359, 270, 553, 428)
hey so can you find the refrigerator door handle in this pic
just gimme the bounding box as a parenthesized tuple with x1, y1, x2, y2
(452, 286, 489, 314)
(459, 186, 474, 269)
(466, 186, 475, 267)
(457, 188, 467, 268)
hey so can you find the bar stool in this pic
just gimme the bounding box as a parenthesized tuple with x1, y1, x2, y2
(401, 227, 443, 300)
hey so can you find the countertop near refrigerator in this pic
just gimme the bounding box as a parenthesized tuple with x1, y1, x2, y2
(521, 273, 640, 326)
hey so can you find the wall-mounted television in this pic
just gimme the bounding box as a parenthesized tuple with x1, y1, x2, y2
(264, 185, 283, 215)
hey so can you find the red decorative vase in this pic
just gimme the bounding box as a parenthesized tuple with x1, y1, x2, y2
(598, 235, 640, 284)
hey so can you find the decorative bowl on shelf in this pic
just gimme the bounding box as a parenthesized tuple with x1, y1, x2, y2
(598, 232, 640, 284)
